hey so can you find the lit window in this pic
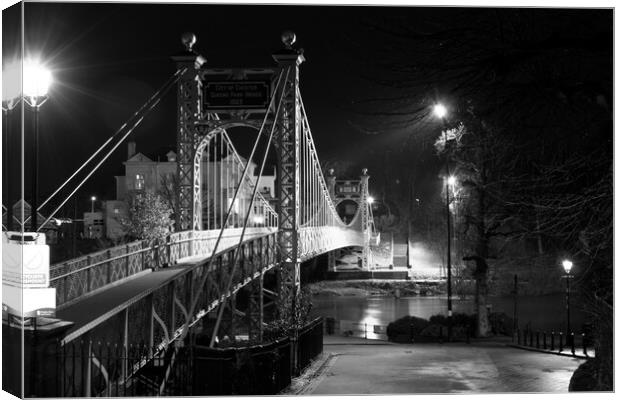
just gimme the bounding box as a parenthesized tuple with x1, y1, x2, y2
(135, 174, 145, 190)
(114, 208, 119, 214)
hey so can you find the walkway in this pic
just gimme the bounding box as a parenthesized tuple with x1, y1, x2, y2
(288, 336, 583, 394)
(56, 257, 205, 342)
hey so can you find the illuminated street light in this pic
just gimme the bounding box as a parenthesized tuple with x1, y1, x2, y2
(366, 196, 375, 204)
(23, 59, 52, 107)
(562, 259, 573, 274)
(23, 59, 53, 232)
(435, 101, 453, 340)
(90, 196, 97, 213)
(433, 103, 447, 119)
(447, 176, 457, 186)
(562, 259, 574, 345)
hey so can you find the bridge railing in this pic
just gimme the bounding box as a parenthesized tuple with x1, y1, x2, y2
(56, 231, 279, 397)
(298, 226, 365, 261)
(50, 228, 276, 308)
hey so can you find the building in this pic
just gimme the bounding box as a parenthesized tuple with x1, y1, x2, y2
(104, 141, 276, 240)
(83, 211, 105, 239)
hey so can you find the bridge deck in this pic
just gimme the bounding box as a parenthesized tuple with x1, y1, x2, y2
(57, 262, 195, 343)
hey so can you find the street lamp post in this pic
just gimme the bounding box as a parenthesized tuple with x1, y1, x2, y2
(562, 259, 574, 345)
(23, 59, 52, 232)
(434, 103, 453, 340)
(90, 196, 97, 213)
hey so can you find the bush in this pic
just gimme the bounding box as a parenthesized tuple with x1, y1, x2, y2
(428, 313, 476, 337)
(488, 312, 514, 335)
(386, 316, 430, 342)
(569, 359, 599, 391)
(418, 323, 446, 338)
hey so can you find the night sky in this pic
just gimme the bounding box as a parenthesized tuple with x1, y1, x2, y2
(2, 2, 614, 219)
(3, 2, 423, 214)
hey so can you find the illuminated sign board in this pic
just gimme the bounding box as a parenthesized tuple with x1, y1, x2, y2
(203, 81, 271, 110)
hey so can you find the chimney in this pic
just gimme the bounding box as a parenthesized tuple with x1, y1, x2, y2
(128, 141, 136, 159)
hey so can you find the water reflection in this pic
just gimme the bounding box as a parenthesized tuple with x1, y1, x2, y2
(311, 293, 587, 334)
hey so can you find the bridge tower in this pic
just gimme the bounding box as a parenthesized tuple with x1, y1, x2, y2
(328, 169, 373, 270)
(359, 169, 372, 270)
(172, 32, 307, 333)
(171, 33, 205, 231)
(272, 31, 305, 317)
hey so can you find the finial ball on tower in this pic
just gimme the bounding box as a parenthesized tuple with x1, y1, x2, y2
(181, 32, 197, 51)
(362, 168, 368, 175)
(281, 30, 296, 49)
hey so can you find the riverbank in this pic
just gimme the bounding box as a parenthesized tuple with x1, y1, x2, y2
(307, 279, 446, 297)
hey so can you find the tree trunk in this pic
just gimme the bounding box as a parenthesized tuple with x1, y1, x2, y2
(475, 273, 490, 337)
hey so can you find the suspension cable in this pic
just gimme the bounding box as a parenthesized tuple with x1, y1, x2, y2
(208, 68, 287, 347)
(36, 68, 186, 232)
(37, 67, 187, 214)
(178, 68, 286, 343)
(298, 90, 344, 226)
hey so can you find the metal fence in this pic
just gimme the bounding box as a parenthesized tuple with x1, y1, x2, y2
(56, 340, 192, 397)
(513, 328, 594, 358)
(294, 317, 324, 373)
(50, 317, 324, 397)
(324, 318, 388, 340)
(192, 337, 292, 395)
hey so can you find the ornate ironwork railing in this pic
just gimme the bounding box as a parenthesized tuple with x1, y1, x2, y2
(50, 228, 276, 308)
(61, 231, 278, 347)
(298, 226, 365, 261)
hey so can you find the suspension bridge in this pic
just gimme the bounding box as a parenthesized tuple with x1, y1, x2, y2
(3, 31, 381, 397)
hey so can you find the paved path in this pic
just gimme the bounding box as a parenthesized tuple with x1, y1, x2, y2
(293, 336, 583, 394)
(56, 266, 189, 341)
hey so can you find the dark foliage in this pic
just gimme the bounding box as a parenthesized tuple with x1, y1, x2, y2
(488, 312, 515, 336)
(386, 315, 430, 341)
(569, 359, 600, 392)
(429, 312, 476, 337)
(353, 8, 612, 388)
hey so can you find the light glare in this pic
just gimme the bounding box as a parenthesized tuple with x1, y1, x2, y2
(367, 196, 375, 204)
(433, 103, 447, 119)
(562, 259, 573, 274)
(447, 176, 457, 186)
(23, 59, 52, 101)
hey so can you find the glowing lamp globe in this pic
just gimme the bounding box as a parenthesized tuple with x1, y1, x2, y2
(367, 196, 375, 205)
(562, 260, 573, 274)
(447, 176, 457, 186)
(181, 32, 197, 51)
(281, 30, 296, 48)
(23, 60, 52, 105)
(433, 103, 447, 119)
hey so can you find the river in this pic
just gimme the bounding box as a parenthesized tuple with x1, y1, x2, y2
(310, 293, 588, 339)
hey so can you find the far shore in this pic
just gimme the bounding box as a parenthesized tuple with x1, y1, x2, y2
(306, 279, 447, 297)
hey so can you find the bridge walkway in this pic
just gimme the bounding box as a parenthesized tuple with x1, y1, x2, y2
(56, 260, 199, 343)
(54, 247, 260, 345)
